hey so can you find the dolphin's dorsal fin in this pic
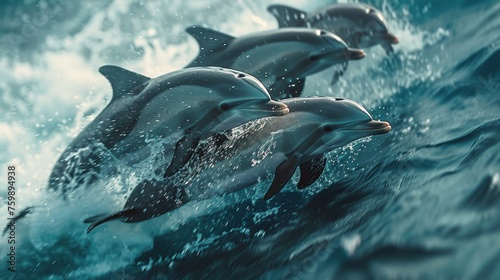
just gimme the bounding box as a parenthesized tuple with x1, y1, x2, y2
(297, 156, 326, 189)
(99, 65, 150, 100)
(186, 26, 234, 54)
(267, 5, 308, 28)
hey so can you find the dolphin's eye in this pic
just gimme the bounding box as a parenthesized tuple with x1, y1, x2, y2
(237, 73, 245, 78)
(335, 98, 344, 101)
(323, 124, 335, 132)
(219, 103, 231, 111)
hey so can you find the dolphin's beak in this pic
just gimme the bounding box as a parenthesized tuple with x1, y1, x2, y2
(311, 48, 365, 62)
(347, 48, 366, 60)
(378, 33, 399, 44)
(239, 100, 289, 116)
(346, 120, 392, 135)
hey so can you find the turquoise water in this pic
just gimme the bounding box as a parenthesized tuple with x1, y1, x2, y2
(0, 0, 499, 279)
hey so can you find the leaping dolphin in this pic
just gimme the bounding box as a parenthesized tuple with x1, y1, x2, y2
(185, 26, 365, 99)
(48, 66, 289, 197)
(84, 97, 391, 233)
(267, 3, 399, 54)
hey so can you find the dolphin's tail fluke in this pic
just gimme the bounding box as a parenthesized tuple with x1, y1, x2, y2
(84, 208, 139, 234)
(85, 180, 190, 233)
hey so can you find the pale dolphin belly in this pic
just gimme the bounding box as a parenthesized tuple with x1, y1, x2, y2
(185, 152, 287, 201)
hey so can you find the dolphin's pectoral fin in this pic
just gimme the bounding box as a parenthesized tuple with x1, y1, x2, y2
(84, 208, 139, 234)
(267, 5, 307, 28)
(264, 154, 301, 200)
(83, 213, 108, 224)
(285, 78, 306, 98)
(331, 62, 348, 85)
(164, 134, 202, 177)
(265, 130, 326, 199)
(298, 156, 327, 189)
(99, 65, 150, 100)
(382, 43, 394, 55)
(330, 75, 340, 85)
(185, 26, 235, 65)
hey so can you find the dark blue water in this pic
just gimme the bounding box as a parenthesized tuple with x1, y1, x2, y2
(1, 0, 499, 279)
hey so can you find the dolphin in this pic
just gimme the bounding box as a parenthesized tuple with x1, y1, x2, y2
(267, 3, 399, 54)
(84, 97, 391, 233)
(185, 26, 365, 99)
(2, 207, 35, 236)
(48, 66, 289, 198)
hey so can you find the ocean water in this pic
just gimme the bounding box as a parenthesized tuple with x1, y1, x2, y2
(1, 0, 499, 279)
